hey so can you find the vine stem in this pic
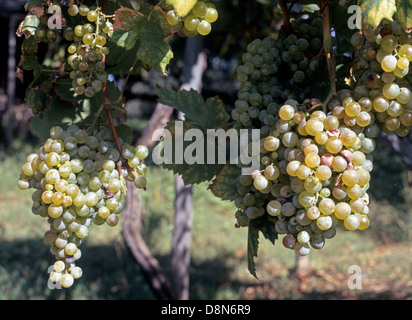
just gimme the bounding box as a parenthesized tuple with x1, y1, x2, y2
(103, 81, 123, 155)
(321, 0, 337, 110)
(279, 0, 292, 34)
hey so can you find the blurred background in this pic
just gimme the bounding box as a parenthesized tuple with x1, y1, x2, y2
(1, 0, 412, 300)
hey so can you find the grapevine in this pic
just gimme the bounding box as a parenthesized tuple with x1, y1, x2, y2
(13, 0, 412, 291)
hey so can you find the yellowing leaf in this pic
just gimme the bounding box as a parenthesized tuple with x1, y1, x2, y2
(166, 0, 198, 17)
(394, 0, 412, 29)
(358, 0, 396, 29)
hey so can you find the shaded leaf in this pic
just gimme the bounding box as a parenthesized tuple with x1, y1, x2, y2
(157, 88, 230, 129)
(26, 88, 47, 114)
(247, 219, 260, 279)
(394, 0, 412, 29)
(247, 215, 278, 279)
(159, 120, 224, 185)
(29, 96, 79, 140)
(116, 124, 134, 145)
(208, 164, 242, 201)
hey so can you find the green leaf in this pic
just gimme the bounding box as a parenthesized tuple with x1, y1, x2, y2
(247, 219, 260, 279)
(259, 215, 278, 245)
(208, 164, 242, 201)
(166, 0, 198, 17)
(29, 96, 80, 140)
(115, 124, 134, 145)
(246, 215, 278, 279)
(53, 78, 84, 102)
(26, 0, 44, 9)
(105, 41, 143, 76)
(112, 7, 173, 74)
(358, 0, 396, 28)
(135, 21, 174, 74)
(394, 0, 412, 29)
(157, 88, 230, 129)
(111, 29, 139, 51)
(159, 120, 224, 185)
(26, 88, 47, 114)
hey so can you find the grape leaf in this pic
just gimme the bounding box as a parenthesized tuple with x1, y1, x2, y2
(208, 164, 242, 201)
(247, 215, 278, 279)
(159, 120, 224, 185)
(394, 0, 412, 29)
(166, 0, 198, 17)
(53, 78, 85, 103)
(29, 96, 80, 141)
(112, 7, 173, 74)
(358, 0, 396, 29)
(247, 219, 260, 279)
(157, 88, 230, 129)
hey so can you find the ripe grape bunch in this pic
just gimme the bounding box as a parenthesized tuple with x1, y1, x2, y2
(234, 98, 374, 255)
(17, 125, 149, 288)
(231, 20, 412, 256)
(349, 22, 412, 136)
(65, 2, 113, 97)
(165, 0, 218, 36)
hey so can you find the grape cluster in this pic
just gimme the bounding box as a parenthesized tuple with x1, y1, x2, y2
(231, 19, 324, 132)
(64, 2, 113, 97)
(166, 1, 218, 37)
(17, 125, 149, 288)
(349, 22, 412, 136)
(234, 97, 373, 255)
(231, 20, 412, 256)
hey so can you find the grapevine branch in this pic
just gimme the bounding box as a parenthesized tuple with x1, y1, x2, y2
(321, 0, 337, 109)
(279, 0, 292, 34)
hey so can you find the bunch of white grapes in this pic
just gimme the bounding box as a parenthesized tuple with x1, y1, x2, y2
(166, 1, 218, 36)
(349, 22, 412, 136)
(65, 2, 113, 97)
(18, 125, 149, 288)
(232, 19, 412, 256)
(234, 97, 375, 255)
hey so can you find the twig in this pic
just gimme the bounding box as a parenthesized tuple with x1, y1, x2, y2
(102, 81, 123, 155)
(279, 0, 292, 34)
(118, 54, 140, 102)
(321, 0, 337, 110)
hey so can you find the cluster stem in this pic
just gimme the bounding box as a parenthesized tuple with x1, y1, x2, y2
(321, 0, 337, 110)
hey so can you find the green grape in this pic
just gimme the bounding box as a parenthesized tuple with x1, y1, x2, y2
(74, 25, 85, 37)
(35, 28, 46, 38)
(204, 7, 218, 23)
(184, 15, 199, 31)
(380, 34, 398, 52)
(399, 44, 412, 61)
(166, 10, 180, 25)
(381, 55, 397, 72)
(68, 4, 79, 16)
(197, 20, 211, 36)
(79, 4, 89, 16)
(96, 35, 107, 46)
(192, 1, 207, 17)
(382, 82, 400, 99)
(87, 10, 98, 22)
